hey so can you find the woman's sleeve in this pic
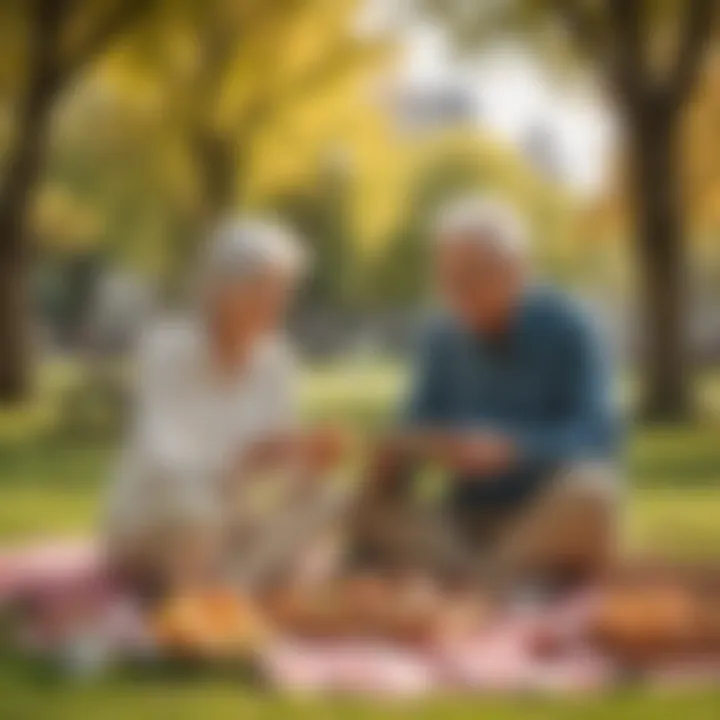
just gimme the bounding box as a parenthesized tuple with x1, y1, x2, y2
(131, 328, 217, 484)
(256, 339, 301, 434)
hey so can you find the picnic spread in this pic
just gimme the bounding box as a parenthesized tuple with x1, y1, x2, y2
(1, 540, 719, 696)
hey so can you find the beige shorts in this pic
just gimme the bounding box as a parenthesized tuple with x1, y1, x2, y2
(352, 463, 619, 582)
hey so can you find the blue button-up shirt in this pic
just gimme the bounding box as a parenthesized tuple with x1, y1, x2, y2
(405, 288, 620, 510)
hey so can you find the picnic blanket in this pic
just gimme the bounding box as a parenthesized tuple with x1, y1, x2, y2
(0, 540, 102, 602)
(1, 541, 718, 696)
(263, 619, 613, 697)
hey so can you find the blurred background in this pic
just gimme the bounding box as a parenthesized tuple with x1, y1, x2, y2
(0, 0, 718, 713)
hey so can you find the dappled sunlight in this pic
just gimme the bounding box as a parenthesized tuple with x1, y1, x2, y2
(0, 0, 719, 714)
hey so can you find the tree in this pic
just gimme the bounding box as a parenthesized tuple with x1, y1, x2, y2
(107, 0, 389, 287)
(0, 0, 388, 398)
(0, 0, 153, 401)
(594, 52, 720, 246)
(428, 0, 719, 421)
(270, 162, 358, 315)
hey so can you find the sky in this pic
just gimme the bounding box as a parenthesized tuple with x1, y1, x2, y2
(400, 22, 617, 197)
(355, 0, 619, 198)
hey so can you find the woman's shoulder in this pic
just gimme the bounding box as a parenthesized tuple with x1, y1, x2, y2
(135, 316, 203, 373)
(253, 334, 298, 376)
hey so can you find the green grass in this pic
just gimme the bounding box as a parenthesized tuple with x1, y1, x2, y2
(0, 679, 719, 720)
(1, 361, 720, 717)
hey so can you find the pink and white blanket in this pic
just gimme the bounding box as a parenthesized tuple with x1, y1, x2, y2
(1, 542, 718, 695)
(262, 594, 613, 697)
(0, 539, 102, 602)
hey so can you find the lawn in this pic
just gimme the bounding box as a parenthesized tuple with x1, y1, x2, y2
(1, 361, 719, 717)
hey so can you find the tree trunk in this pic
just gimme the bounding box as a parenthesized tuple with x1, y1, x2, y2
(0, 1, 62, 402)
(0, 88, 58, 401)
(161, 131, 241, 301)
(0, 251, 31, 402)
(629, 105, 694, 422)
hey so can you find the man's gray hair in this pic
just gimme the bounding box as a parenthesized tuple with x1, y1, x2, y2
(433, 195, 529, 258)
(199, 216, 309, 289)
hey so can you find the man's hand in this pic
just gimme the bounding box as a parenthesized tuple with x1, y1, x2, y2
(300, 426, 353, 472)
(437, 432, 517, 475)
(371, 430, 517, 477)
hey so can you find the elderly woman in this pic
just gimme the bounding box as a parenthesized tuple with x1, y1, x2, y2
(106, 218, 348, 594)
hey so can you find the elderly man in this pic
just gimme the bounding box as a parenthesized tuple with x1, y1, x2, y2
(355, 196, 620, 588)
(106, 217, 349, 595)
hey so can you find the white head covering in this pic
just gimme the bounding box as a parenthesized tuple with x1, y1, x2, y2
(198, 216, 309, 292)
(433, 194, 529, 260)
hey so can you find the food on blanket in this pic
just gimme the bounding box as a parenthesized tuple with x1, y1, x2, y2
(152, 589, 269, 657)
(371, 574, 442, 644)
(343, 573, 439, 640)
(264, 584, 349, 638)
(264, 574, 437, 642)
(695, 594, 720, 651)
(591, 584, 699, 660)
(264, 576, 394, 639)
(304, 426, 353, 469)
(344, 574, 389, 616)
(426, 580, 493, 644)
(434, 594, 493, 645)
(265, 574, 496, 646)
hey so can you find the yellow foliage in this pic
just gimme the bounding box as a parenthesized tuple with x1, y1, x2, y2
(95, 0, 392, 264)
(683, 53, 720, 234)
(31, 0, 578, 277)
(32, 185, 103, 252)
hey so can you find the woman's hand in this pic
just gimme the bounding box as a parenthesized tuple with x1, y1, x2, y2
(438, 432, 517, 475)
(299, 425, 353, 472)
(229, 427, 352, 490)
(373, 430, 517, 476)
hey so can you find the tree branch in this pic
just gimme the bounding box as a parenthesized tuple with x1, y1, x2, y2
(665, 0, 718, 107)
(552, 0, 604, 56)
(0, 0, 67, 251)
(606, 0, 648, 110)
(61, 0, 151, 80)
(28, 0, 67, 87)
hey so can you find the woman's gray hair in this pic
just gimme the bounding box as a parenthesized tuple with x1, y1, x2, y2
(432, 194, 529, 259)
(199, 216, 309, 291)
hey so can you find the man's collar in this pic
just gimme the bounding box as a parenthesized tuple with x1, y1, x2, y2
(469, 288, 535, 356)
